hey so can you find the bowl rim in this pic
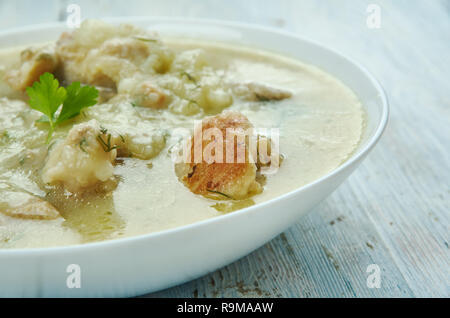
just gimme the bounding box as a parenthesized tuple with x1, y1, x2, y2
(0, 17, 389, 255)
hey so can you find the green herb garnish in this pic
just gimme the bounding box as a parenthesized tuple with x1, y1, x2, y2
(186, 98, 199, 105)
(97, 127, 118, 153)
(1, 131, 10, 142)
(133, 36, 158, 43)
(99, 126, 108, 135)
(26, 72, 98, 143)
(180, 71, 197, 84)
(79, 137, 88, 153)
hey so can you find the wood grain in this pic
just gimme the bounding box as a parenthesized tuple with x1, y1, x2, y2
(1, 0, 448, 297)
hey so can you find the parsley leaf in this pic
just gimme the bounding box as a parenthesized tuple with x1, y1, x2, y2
(26, 72, 66, 133)
(56, 82, 98, 124)
(26, 73, 98, 143)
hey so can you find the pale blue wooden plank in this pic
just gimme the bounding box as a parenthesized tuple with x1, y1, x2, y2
(149, 192, 416, 297)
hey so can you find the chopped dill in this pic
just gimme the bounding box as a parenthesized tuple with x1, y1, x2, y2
(180, 71, 201, 88)
(97, 130, 118, 153)
(1, 131, 10, 143)
(180, 71, 197, 83)
(186, 99, 199, 105)
(79, 137, 88, 153)
(133, 36, 158, 43)
(99, 126, 108, 135)
(255, 93, 270, 102)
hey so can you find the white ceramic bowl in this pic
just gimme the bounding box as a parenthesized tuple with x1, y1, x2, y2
(0, 17, 388, 297)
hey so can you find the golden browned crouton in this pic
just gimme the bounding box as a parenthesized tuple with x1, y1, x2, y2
(176, 111, 262, 200)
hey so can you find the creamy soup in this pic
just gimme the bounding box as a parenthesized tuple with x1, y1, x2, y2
(0, 20, 364, 248)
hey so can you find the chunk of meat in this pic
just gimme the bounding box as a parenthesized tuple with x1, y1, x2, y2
(0, 192, 60, 220)
(5, 45, 58, 91)
(100, 38, 151, 63)
(112, 131, 166, 160)
(233, 81, 292, 102)
(55, 21, 166, 90)
(42, 120, 117, 192)
(175, 111, 262, 200)
(132, 81, 170, 109)
(56, 34, 141, 88)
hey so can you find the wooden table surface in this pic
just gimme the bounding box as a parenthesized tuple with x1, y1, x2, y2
(1, 0, 448, 297)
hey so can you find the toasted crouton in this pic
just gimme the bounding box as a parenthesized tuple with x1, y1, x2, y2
(175, 111, 262, 200)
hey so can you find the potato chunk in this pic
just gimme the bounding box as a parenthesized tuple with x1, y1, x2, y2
(175, 111, 262, 200)
(5, 45, 57, 91)
(0, 192, 60, 220)
(42, 120, 117, 192)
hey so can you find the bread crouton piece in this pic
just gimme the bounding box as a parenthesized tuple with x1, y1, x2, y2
(176, 111, 263, 200)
